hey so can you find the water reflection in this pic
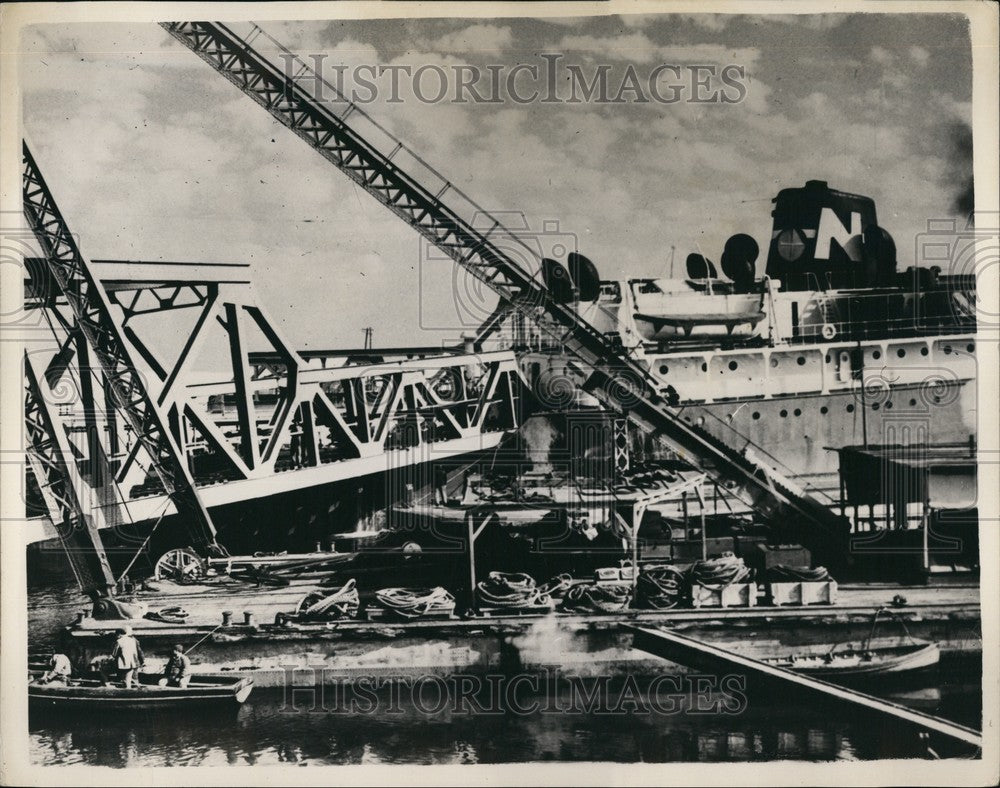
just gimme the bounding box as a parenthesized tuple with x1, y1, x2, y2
(31, 679, 978, 766)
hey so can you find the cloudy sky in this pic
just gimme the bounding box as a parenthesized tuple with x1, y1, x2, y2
(21, 12, 973, 350)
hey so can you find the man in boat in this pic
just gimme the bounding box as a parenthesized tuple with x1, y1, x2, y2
(162, 644, 192, 688)
(38, 653, 72, 685)
(111, 625, 145, 688)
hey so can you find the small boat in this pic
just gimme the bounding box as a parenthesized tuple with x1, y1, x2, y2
(761, 638, 940, 680)
(629, 281, 766, 341)
(29, 672, 254, 711)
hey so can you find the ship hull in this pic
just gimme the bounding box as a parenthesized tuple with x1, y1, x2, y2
(693, 378, 975, 486)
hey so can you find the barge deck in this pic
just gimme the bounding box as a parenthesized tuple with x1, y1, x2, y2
(60, 582, 981, 688)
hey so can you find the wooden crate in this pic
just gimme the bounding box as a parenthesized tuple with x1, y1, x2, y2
(690, 582, 758, 608)
(594, 566, 636, 583)
(768, 580, 838, 606)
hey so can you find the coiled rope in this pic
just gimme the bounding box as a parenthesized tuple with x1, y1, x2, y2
(635, 565, 686, 609)
(766, 564, 831, 582)
(144, 606, 189, 624)
(476, 572, 554, 610)
(688, 552, 753, 590)
(538, 573, 573, 600)
(375, 586, 456, 619)
(561, 582, 633, 613)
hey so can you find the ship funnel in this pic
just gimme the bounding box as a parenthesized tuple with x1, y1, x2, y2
(765, 181, 892, 290)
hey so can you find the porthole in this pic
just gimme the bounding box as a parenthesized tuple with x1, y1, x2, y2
(846, 404, 855, 413)
(752, 412, 761, 420)
(909, 398, 917, 407)
(967, 343, 975, 353)
(920, 347, 929, 356)
(943, 345, 952, 355)
(780, 409, 788, 418)
(701, 362, 708, 372)
(897, 349, 906, 358)
(886, 401, 893, 409)
(825, 354, 831, 363)
(872, 403, 880, 411)
(728, 361, 738, 371)
(659, 364, 669, 375)
(820, 406, 829, 415)
(872, 350, 881, 360)
(770, 358, 779, 368)
(796, 356, 806, 366)
(793, 408, 801, 417)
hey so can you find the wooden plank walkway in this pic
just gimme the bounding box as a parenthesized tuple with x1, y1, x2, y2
(629, 625, 982, 753)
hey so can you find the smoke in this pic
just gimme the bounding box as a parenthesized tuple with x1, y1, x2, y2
(509, 614, 589, 666)
(521, 416, 557, 473)
(945, 120, 975, 220)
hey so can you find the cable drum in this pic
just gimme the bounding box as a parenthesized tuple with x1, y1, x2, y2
(635, 565, 687, 609)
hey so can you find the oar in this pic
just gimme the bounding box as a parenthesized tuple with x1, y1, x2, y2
(185, 623, 224, 656)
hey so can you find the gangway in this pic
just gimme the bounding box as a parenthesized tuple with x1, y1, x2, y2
(629, 625, 982, 757)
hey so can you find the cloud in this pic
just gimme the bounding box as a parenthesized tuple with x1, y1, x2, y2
(676, 14, 732, 32)
(909, 45, 931, 67)
(557, 32, 660, 61)
(428, 23, 514, 53)
(870, 46, 894, 65)
(557, 32, 760, 71)
(768, 14, 849, 31)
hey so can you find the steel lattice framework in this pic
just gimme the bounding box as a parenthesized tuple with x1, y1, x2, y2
(160, 21, 852, 564)
(24, 353, 117, 594)
(22, 143, 219, 558)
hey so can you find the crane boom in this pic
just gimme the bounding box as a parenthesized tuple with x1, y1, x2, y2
(23, 143, 220, 583)
(160, 22, 850, 564)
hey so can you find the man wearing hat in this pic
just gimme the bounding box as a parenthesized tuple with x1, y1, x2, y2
(161, 644, 192, 688)
(110, 625, 145, 688)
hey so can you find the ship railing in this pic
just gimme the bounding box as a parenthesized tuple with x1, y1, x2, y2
(796, 289, 976, 344)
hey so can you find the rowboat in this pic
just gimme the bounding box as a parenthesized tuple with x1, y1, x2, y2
(28, 673, 253, 711)
(761, 638, 940, 680)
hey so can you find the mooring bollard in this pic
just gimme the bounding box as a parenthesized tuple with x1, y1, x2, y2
(244, 611, 256, 627)
(221, 610, 233, 626)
